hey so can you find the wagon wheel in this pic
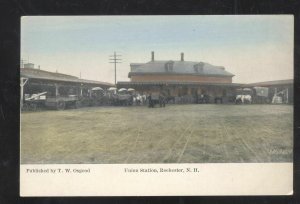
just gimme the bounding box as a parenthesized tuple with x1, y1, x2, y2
(56, 100, 66, 110)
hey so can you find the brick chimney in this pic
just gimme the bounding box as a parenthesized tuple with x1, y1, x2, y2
(181, 52, 184, 61)
(151, 51, 154, 62)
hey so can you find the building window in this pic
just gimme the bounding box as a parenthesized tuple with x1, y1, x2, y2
(194, 62, 204, 73)
(165, 61, 174, 72)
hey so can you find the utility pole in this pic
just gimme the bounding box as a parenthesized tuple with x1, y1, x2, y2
(109, 51, 122, 85)
(20, 58, 27, 68)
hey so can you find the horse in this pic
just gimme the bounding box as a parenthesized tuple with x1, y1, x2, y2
(235, 95, 252, 104)
(133, 94, 142, 105)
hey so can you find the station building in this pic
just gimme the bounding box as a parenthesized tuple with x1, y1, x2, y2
(118, 52, 242, 103)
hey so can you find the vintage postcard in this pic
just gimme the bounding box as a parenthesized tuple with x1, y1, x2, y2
(20, 15, 293, 196)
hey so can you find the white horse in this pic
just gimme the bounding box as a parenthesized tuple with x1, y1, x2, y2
(136, 94, 147, 105)
(137, 94, 142, 105)
(235, 95, 252, 104)
(133, 94, 144, 105)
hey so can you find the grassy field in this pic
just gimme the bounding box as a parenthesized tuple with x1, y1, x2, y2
(21, 104, 293, 164)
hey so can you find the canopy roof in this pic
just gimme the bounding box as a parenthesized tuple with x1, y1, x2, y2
(21, 68, 114, 87)
(244, 79, 293, 87)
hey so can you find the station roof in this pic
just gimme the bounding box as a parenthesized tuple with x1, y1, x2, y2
(20, 68, 114, 87)
(129, 60, 234, 77)
(244, 79, 293, 87)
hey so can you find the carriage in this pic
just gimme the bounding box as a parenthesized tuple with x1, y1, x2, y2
(76, 87, 108, 107)
(45, 95, 80, 110)
(116, 92, 133, 106)
(89, 87, 108, 106)
(252, 87, 269, 104)
(108, 88, 133, 106)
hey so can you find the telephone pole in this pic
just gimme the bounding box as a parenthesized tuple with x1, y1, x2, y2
(109, 52, 122, 85)
(20, 58, 27, 68)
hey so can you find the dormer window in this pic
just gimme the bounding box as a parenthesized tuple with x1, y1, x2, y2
(165, 61, 174, 72)
(194, 62, 204, 73)
(194, 66, 198, 72)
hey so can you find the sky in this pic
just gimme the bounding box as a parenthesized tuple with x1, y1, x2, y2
(21, 15, 294, 84)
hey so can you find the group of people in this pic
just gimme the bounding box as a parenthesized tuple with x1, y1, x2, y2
(132, 93, 167, 108)
(147, 93, 166, 108)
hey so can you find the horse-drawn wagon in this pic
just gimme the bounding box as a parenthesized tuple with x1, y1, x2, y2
(235, 87, 269, 104)
(108, 88, 133, 106)
(116, 92, 133, 106)
(88, 87, 108, 106)
(45, 95, 80, 110)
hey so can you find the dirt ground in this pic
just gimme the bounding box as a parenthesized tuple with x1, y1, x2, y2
(21, 104, 293, 164)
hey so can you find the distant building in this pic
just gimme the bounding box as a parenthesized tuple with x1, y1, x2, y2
(244, 79, 293, 104)
(24, 63, 35, 69)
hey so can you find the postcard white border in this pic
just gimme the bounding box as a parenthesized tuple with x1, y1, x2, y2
(20, 163, 293, 196)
